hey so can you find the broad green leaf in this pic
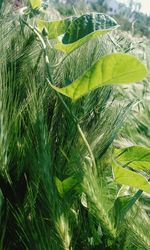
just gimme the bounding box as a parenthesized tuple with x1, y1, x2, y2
(115, 146, 150, 170)
(49, 53, 148, 100)
(55, 13, 119, 53)
(29, 0, 41, 9)
(36, 17, 75, 39)
(112, 162, 150, 193)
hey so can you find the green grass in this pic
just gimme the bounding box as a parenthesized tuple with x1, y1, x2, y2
(0, 3, 150, 250)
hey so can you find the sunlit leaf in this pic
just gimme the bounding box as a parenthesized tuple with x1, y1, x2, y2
(29, 0, 41, 9)
(115, 146, 150, 170)
(36, 17, 75, 39)
(112, 162, 150, 193)
(49, 53, 148, 100)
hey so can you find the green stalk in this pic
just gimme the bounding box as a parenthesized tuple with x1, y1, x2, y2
(22, 18, 96, 169)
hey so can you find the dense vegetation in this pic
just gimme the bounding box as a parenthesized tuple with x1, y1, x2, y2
(0, 0, 150, 249)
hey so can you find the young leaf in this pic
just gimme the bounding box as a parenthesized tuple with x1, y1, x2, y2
(36, 17, 75, 39)
(54, 177, 64, 197)
(62, 177, 78, 193)
(55, 13, 119, 53)
(115, 146, 150, 170)
(54, 176, 78, 197)
(29, 0, 41, 9)
(49, 53, 148, 100)
(112, 162, 150, 193)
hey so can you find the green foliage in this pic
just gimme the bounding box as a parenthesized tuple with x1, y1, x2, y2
(29, 0, 41, 9)
(113, 146, 150, 193)
(112, 161, 150, 193)
(55, 176, 78, 197)
(115, 146, 150, 170)
(50, 53, 147, 100)
(37, 13, 118, 53)
(61, 13, 117, 45)
(36, 17, 74, 39)
(0, 3, 149, 250)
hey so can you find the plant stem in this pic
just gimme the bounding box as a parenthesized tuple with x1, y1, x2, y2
(77, 124, 96, 168)
(22, 18, 96, 169)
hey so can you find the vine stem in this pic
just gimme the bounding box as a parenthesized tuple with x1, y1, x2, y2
(22, 18, 96, 169)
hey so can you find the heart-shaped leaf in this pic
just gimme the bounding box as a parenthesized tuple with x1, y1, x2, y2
(36, 13, 118, 53)
(49, 53, 148, 100)
(115, 146, 150, 170)
(55, 13, 119, 53)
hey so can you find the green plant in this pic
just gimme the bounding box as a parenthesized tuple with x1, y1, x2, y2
(0, 1, 149, 249)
